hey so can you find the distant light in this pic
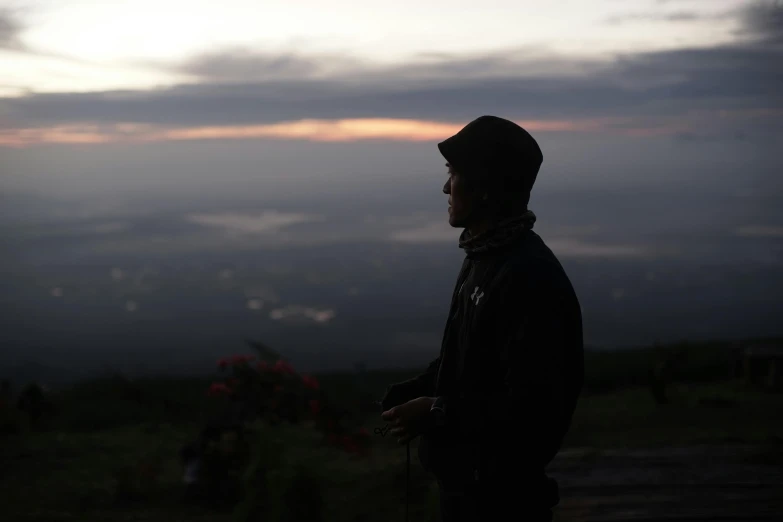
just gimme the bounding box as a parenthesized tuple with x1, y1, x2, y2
(269, 306, 336, 324)
(312, 310, 336, 323)
(246, 299, 263, 310)
(611, 288, 626, 301)
(218, 269, 234, 280)
(51, 287, 64, 298)
(243, 286, 280, 304)
(125, 300, 138, 312)
(111, 268, 125, 281)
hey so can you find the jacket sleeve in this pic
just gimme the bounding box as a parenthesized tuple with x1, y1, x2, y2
(380, 356, 440, 411)
(434, 283, 570, 467)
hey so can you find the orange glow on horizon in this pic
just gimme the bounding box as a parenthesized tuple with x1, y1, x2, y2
(2, 110, 778, 147)
(0, 117, 622, 147)
(159, 119, 466, 142)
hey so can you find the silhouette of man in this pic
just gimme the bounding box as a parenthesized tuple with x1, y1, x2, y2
(381, 116, 584, 522)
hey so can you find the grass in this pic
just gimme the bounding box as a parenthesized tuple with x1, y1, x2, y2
(0, 421, 437, 522)
(2, 340, 783, 521)
(564, 382, 783, 448)
(2, 381, 781, 521)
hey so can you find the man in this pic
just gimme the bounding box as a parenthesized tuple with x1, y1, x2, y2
(381, 115, 584, 521)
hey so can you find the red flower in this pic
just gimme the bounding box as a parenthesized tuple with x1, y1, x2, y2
(138, 463, 159, 480)
(309, 399, 320, 415)
(231, 354, 255, 366)
(217, 358, 229, 369)
(273, 359, 296, 375)
(207, 382, 231, 396)
(301, 374, 320, 390)
(357, 427, 369, 437)
(342, 435, 361, 454)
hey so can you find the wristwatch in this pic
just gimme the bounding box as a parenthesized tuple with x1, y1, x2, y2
(430, 397, 447, 428)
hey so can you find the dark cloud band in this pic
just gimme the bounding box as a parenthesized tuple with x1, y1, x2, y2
(1, 2, 781, 133)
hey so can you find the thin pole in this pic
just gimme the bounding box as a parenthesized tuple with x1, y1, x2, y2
(406, 441, 410, 522)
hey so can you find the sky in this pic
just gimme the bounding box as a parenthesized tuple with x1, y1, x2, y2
(1, 0, 781, 251)
(0, 0, 780, 147)
(0, 1, 782, 374)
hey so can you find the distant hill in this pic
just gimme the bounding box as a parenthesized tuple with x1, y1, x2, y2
(5, 337, 782, 394)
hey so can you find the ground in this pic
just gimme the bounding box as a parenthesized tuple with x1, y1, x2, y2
(552, 446, 783, 521)
(2, 367, 783, 521)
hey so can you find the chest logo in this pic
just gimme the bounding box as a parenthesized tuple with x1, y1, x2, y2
(470, 286, 485, 305)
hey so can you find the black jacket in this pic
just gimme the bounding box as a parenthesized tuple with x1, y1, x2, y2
(382, 229, 584, 506)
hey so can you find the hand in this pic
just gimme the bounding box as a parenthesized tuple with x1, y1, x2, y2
(381, 396, 435, 445)
(380, 382, 410, 412)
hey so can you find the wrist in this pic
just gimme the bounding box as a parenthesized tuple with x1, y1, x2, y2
(429, 396, 446, 428)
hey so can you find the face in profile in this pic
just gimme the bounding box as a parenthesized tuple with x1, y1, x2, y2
(443, 163, 482, 229)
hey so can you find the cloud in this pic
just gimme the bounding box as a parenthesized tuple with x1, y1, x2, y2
(4, 46, 780, 127)
(0, 8, 97, 63)
(185, 210, 321, 235)
(390, 220, 457, 243)
(389, 217, 655, 258)
(734, 225, 783, 238)
(0, 8, 25, 51)
(81, 221, 132, 235)
(170, 46, 602, 85)
(1, 3, 781, 144)
(177, 48, 359, 82)
(740, 1, 783, 43)
(269, 305, 336, 324)
(0, 8, 77, 58)
(604, 10, 718, 24)
(547, 238, 652, 259)
(3, 115, 699, 147)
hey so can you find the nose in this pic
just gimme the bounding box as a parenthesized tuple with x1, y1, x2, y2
(443, 179, 450, 195)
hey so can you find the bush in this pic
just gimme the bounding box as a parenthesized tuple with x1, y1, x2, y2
(185, 342, 371, 521)
(282, 466, 325, 522)
(0, 402, 23, 435)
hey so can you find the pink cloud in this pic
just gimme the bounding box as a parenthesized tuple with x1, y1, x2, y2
(1, 109, 778, 147)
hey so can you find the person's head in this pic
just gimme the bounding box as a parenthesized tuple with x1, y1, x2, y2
(439, 115, 543, 230)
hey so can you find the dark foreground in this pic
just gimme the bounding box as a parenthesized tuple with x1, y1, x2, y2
(2, 357, 782, 521)
(552, 446, 783, 522)
(4, 437, 781, 521)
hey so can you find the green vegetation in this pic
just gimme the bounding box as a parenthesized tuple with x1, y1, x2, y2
(1, 339, 782, 521)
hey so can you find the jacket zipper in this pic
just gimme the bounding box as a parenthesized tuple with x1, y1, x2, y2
(434, 260, 473, 394)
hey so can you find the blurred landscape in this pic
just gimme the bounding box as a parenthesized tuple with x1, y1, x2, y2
(2, 167, 782, 384)
(2, 0, 783, 520)
(2, 0, 781, 386)
(2, 339, 783, 521)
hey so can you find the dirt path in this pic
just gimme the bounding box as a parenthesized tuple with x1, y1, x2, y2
(549, 446, 783, 521)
